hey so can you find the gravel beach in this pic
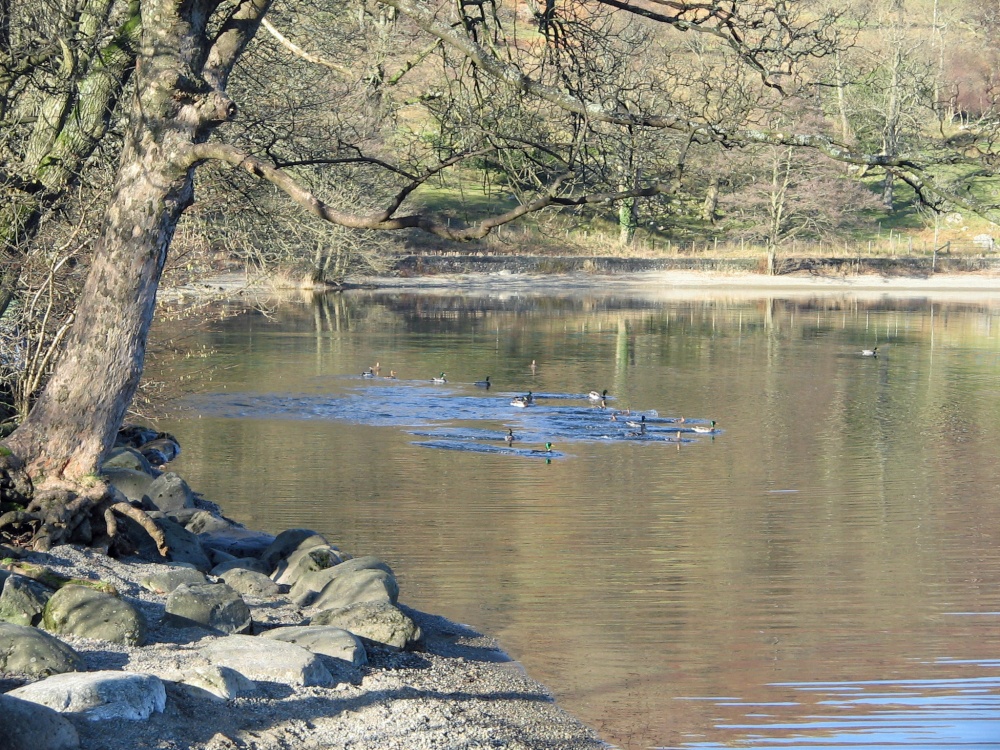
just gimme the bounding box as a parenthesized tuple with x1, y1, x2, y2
(1, 525, 608, 750)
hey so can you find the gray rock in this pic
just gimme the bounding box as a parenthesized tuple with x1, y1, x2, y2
(184, 510, 236, 535)
(310, 602, 422, 650)
(289, 556, 395, 606)
(272, 544, 346, 586)
(102, 446, 154, 475)
(163, 582, 252, 634)
(0, 693, 80, 750)
(218, 568, 281, 599)
(0, 622, 84, 676)
(260, 529, 328, 571)
(100, 466, 153, 504)
(139, 436, 181, 466)
(139, 566, 208, 594)
(260, 625, 367, 666)
(158, 517, 213, 571)
(147, 472, 194, 513)
(198, 634, 334, 687)
(9, 670, 166, 721)
(199, 526, 275, 559)
(116, 424, 160, 449)
(311, 568, 398, 611)
(0, 573, 53, 626)
(210, 558, 271, 577)
(173, 664, 257, 701)
(43, 585, 146, 646)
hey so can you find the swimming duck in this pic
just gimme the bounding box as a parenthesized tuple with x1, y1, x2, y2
(693, 420, 717, 434)
(475, 376, 491, 389)
(625, 415, 646, 429)
(589, 389, 608, 401)
(504, 428, 516, 446)
(861, 347, 878, 357)
(361, 368, 376, 378)
(431, 372, 448, 383)
(530, 442, 554, 454)
(383, 370, 397, 379)
(510, 391, 534, 407)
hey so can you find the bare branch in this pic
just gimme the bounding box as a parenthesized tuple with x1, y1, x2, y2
(183, 142, 676, 240)
(261, 18, 351, 77)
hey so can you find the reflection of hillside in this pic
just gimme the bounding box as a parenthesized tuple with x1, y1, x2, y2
(151, 291, 1000, 750)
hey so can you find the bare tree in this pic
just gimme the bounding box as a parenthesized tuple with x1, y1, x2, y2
(2, 0, 999, 553)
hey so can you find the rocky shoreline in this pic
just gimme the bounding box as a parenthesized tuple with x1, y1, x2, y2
(0, 429, 606, 750)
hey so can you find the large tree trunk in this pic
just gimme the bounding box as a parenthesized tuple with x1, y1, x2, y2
(5, 134, 193, 480)
(4, 0, 263, 483)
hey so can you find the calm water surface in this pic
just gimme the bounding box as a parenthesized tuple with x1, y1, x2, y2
(152, 284, 1000, 749)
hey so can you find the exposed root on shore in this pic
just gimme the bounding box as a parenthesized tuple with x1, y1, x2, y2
(0, 452, 168, 556)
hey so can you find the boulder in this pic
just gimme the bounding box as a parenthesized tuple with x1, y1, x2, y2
(289, 556, 394, 607)
(260, 625, 367, 666)
(116, 424, 160, 449)
(139, 566, 208, 594)
(0, 693, 80, 750)
(184, 510, 237, 535)
(157, 517, 212, 571)
(271, 544, 346, 587)
(146, 472, 194, 513)
(198, 526, 275, 559)
(43, 585, 146, 646)
(0, 573, 53, 626)
(217, 568, 281, 599)
(310, 602, 422, 651)
(139, 436, 181, 466)
(100, 466, 153, 504)
(198, 634, 334, 687)
(8, 670, 166, 721)
(260, 529, 328, 571)
(0, 622, 84, 676)
(173, 665, 257, 701)
(310, 568, 398, 611)
(210, 558, 271, 577)
(163, 582, 252, 634)
(102, 446, 154, 475)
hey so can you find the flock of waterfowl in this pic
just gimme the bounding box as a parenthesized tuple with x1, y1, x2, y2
(357, 360, 723, 457)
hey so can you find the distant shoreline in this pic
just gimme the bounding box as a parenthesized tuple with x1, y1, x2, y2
(161, 265, 1000, 305)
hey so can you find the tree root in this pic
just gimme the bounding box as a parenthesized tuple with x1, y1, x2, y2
(0, 483, 170, 558)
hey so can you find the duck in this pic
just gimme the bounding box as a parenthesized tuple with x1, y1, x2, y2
(475, 376, 491, 389)
(693, 420, 717, 434)
(510, 391, 534, 407)
(431, 372, 448, 383)
(504, 428, 516, 446)
(361, 368, 376, 378)
(861, 347, 878, 357)
(625, 415, 646, 429)
(530, 442, 554, 454)
(588, 389, 608, 401)
(383, 370, 397, 379)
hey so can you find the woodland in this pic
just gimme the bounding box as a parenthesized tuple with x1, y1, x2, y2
(0, 0, 999, 550)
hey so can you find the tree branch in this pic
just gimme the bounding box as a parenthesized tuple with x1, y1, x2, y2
(261, 18, 351, 77)
(182, 142, 674, 240)
(378, 0, 999, 219)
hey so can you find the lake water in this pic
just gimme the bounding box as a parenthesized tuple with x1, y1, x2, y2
(153, 281, 1000, 749)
